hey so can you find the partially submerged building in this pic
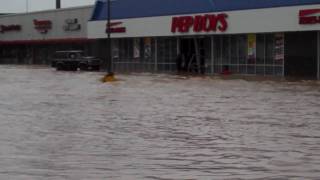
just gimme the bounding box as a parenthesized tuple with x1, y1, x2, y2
(1, 0, 320, 79)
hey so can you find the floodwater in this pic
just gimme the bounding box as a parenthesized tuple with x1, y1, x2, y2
(0, 65, 320, 180)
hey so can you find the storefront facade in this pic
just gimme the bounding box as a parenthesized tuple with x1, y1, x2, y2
(0, 0, 319, 79)
(0, 6, 95, 65)
(88, 0, 320, 79)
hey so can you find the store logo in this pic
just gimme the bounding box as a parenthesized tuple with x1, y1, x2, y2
(0, 24, 21, 33)
(106, 22, 126, 33)
(34, 19, 52, 34)
(299, 9, 320, 25)
(171, 13, 228, 33)
(64, 18, 81, 31)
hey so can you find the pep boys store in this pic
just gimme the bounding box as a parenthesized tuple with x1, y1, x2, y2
(88, 0, 320, 79)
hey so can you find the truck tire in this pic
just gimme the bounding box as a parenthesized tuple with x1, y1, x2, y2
(69, 66, 78, 71)
(91, 65, 100, 71)
(79, 63, 88, 71)
(56, 63, 64, 71)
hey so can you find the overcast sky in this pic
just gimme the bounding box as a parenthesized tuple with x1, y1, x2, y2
(0, 0, 96, 13)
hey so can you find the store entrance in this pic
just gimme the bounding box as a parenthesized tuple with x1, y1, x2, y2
(285, 32, 317, 79)
(177, 38, 206, 74)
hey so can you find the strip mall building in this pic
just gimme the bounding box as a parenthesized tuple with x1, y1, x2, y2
(1, 0, 320, 79)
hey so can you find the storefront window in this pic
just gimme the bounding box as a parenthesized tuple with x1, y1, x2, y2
(212, 33, 284, 76)
(256, 34, 265, 75)
(238, 35, 247, 65)
(230, 35, 238, 65)
(213, 36, 222, 73)
(118, 38, 133, 61)
(113, 38, 157, 73)
(113, 38, 133, 72)
(157, 37, 177, 72)
(112, 33, 284, 76)
(202, 37, 212, 74)
(238, 35, 247, 74)
(140, 37, 156, 72)
(222, 36, 230, 65)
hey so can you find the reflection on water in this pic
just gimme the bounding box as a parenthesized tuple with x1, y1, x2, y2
(0, 65, 320, 180)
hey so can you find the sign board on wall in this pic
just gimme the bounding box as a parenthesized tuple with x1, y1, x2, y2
(0, 6, 90, 42)
(34, 19, 52, 34)
(171, 13, 228, 33)
(106, 22, 126, 33)
(64, 18, 81, 31)
(299, 9, 320, 25)
(0, 25, 21, 33)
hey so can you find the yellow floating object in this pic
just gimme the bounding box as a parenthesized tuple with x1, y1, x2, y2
(102, 73, 117, 82)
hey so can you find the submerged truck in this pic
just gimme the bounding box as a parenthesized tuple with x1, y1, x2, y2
(51, 50, 101, 71)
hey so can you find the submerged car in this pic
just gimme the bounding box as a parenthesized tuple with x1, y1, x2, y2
(51, 50, 101, 71)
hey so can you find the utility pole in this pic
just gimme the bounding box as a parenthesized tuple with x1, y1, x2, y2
(107, 0, 112, 74)
(26, 0, 29, 12)
(56, 0, 61, 9)
(103, 0, 116, 82)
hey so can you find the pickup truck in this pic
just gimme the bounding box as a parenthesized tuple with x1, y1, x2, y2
(51, 50, 101, 71)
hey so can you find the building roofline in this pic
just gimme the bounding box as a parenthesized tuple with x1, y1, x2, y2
(89, 3, 320, 22)
(90, 0, 320, 21)
(0, 5, 94, 18)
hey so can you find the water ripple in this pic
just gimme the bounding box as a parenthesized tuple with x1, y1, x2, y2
(0, 66, 319, 179)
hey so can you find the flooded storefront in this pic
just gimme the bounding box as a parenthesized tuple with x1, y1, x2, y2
(88, 0, 320, 79)
(0, 0, 320, 79)
(112, 33, 286, 77)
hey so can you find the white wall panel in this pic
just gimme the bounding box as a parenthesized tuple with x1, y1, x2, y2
(0, 6, 93, 41)
(88, 4, 320, 39)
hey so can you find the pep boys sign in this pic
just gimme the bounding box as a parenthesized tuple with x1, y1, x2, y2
(171, 13, 228, 33)
(299, 9, 320, 25)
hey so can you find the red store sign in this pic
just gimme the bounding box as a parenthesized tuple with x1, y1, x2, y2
(34, 19, 52, 34)
(0, 24, 21, 33)
(171, 13, 228, 33)
(106, 22, 126, 33)
(299, 9, 320, 25)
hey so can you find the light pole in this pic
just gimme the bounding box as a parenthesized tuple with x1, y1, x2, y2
(56, 0, 61, 9)
(103, 0, 116, 82)
(26, 0, 29, 13)
(107, 0, 112, 74)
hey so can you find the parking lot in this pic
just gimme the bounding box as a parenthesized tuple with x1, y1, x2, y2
(0, 65, 320, 179)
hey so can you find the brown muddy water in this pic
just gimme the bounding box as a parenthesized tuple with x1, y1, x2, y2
(0, 65, 320, 180)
